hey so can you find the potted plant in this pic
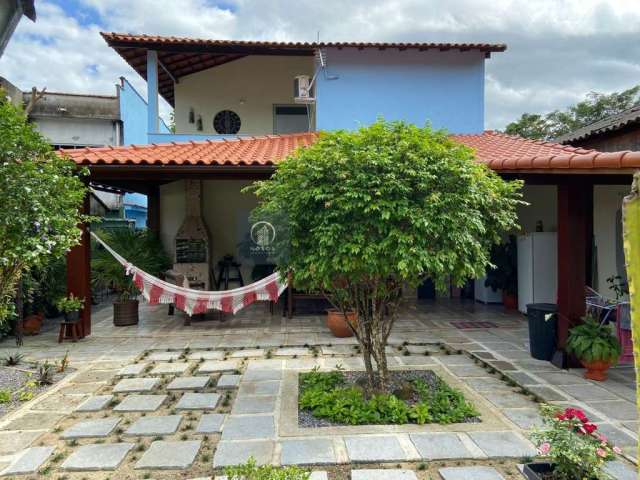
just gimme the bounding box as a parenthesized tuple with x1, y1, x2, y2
(484, 235, 518, 310)
(20, 271, 46, 335)
(526, 405, 621, 479)
(566, 315, 621, 381)
(91, 229, 170, 327)
(55, 294, 84, 322)
(326, 309, 357, 337)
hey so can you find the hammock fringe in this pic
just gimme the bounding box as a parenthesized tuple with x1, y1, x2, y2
(90, 231, 287, 315)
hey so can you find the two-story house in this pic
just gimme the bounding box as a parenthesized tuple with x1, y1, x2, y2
(63, 33, 640, 367)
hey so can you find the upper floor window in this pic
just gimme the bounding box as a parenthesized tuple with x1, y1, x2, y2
(213, 110, 241, 134)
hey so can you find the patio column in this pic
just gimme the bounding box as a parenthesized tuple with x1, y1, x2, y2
(66, 192, 91, 337)
(554, 177, 593, 365)
(147, 50, 159, 135)
(147, 184, 160, 233)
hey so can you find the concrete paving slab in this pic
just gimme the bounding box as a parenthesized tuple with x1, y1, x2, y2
(151, 362, 190, 375)
(167, 376, 210, 390)
(221, 415, 275, 440)
(113, 377, 159, 393)
(561, 384, 619, 401)
(410, 433, 474, 460)
(0, 446, 54, 475)
(216, 374, 241, 389)
(229, 349, 265, 358)
(280, 438, 336, 465)
(351, 470, 418, 479)
(594, 424, 638, 447)
(4, 412, 64, 431)
(243, 369, 283, 382)
(527, 386, 567, 401)
(147, 351, 182, 361)
(587, 400, 637, 421)
(198, 360, 241, 373)
(175, 393, 221, 410)
(232, 395, 277, 414)
(604, 460, 636, 480)
(536, 372, 590, 385)
(0, 431, 42, 455)
(62, 443, 134, 471)
(196, 414, 225, 433)
(438, 355, 476, 366)
(502, 409, 544, 429)
(238, 381, 281, 396)
(484, 392, 536, 409)
(447, 365, 490, 377)
(398, 356, 437, 366)
(469, 431, 536, 458)
(75, 395, 113, 412)
(506, 371, 540, 386)
(213, 440, 274, 467)
(439, 466, 505, 480)
(189, 350, 225, 360)
(274, 347, 309, 357)
(125, 415, 182, 436)
(117, 363, 147, 376)
(344, 436, 408, 462)
(464, 377, 511, 392)
(61, 417, 121, 439)
(135, 440, 201, 469)
(113, 394, 167, 412)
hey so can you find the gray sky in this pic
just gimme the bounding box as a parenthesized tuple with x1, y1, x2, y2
(2, 0, 639, 129)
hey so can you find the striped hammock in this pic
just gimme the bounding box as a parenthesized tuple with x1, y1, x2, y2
(90, 231, 287, 315)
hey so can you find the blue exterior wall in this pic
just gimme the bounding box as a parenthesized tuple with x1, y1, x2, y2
(118, 77, 170, 146)
(315, 48, 485, 134)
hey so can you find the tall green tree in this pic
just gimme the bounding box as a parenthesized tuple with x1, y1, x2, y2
(0, 95, 89, 326)
(249, 120, 523, 391)
(505, 85, 640, 140)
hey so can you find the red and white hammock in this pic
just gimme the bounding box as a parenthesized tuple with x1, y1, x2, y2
(91, 232, 287, 315)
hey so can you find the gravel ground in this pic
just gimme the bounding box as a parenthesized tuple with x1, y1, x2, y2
(299, 369, 478, 428)
(0, 364, 69, 417)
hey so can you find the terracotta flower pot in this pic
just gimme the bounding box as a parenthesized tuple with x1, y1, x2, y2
(22, 313, 43, 335)
(502, 292, 518, 311)
(581, 359, 613, 381)
(327, 309, 357, 337)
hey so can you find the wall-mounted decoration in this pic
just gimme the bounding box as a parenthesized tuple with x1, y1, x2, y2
(213, 110, 241, 134)
(196, 114, 203, 131)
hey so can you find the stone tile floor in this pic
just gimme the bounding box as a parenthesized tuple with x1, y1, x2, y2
(0, 299, 635, 478)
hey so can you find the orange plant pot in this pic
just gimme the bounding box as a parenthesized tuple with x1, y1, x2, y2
(502, 292, 518, 311)
(327, 309, 357, 338)
(581, 359, 613, 381)
(22, 313, 44, 335)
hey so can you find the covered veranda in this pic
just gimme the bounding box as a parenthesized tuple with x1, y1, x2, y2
(61, 131, 640, 368)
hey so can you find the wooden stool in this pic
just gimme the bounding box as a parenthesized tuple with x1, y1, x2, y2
(215, 257, 244, 290)
(58, 321, 81, 343)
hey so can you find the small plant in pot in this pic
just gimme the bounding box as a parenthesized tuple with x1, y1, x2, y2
(55, 294, 84, 322)
(566, 315, 621, 381)
(91, 229, 171, 327)
(484, 235, 518, 310)
(526, 405, 621, 480)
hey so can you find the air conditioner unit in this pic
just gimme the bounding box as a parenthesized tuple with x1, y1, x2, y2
(293, 75, 315, 104)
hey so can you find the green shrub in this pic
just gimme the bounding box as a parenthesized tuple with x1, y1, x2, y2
(224, 458, 310, 479)
(0, 389, 11, 403)
(299, 369, 478, 425)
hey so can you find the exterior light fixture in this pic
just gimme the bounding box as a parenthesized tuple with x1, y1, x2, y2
(196, 114, 203, 131)
(188, 108, 195, 123)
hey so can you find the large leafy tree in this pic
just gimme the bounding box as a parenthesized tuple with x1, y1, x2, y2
(250, 120, 523, 391)
(0, 95, 89, 326)
(505, 85, 640, 140)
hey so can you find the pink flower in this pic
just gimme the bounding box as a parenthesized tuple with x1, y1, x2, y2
(538, 442, 551, 455)
(597, 433, 608, 443)
(613, 446, 622, 454)
(596, 448, 607, 458)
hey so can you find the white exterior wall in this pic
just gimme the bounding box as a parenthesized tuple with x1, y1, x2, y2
(33, 117, 118, 147)
(159, 179, 259, 286)
(174, 56, 314, 136)
(517, 184, 558, 234)
(593, 184, 630, 296)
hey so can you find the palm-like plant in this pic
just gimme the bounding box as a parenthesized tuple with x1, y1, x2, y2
(91, 229, 171, 302)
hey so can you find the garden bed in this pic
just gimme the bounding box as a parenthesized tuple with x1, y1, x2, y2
(298, 368, 480, 427)
(0, 361, 72, 417)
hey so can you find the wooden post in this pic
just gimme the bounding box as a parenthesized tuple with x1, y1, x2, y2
(554, 177, 593, 366)
(66, 193, 91, 337)
(147, 184, 160, 234)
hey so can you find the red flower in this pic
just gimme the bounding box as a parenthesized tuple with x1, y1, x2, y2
(583, 423, 597, 434)
(557, 407, 589, 423)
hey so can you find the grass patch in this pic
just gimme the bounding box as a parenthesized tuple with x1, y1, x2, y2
(299, 367, 478, 426)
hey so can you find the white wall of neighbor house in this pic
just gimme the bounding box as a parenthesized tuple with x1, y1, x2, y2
(173, 56, 315, 136)
(593, 184, 630, 296)
(159, 179, 260, 288)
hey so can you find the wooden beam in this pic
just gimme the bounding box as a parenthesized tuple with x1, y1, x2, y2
(66, 191, 91, 337)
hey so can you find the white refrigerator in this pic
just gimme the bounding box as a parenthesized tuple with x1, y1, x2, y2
(474, 276, 503, 304)
(517, 232, 557, 313)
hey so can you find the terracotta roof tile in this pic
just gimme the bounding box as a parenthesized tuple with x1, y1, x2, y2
(61, 131, 640, 173)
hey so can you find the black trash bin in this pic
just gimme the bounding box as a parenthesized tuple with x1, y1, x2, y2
(527, 303, 558, 361)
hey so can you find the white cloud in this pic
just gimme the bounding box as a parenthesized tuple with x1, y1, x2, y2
(1, 0, 639, 129)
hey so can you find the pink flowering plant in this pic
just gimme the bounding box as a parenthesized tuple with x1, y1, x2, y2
(531, 405, 622, 479)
